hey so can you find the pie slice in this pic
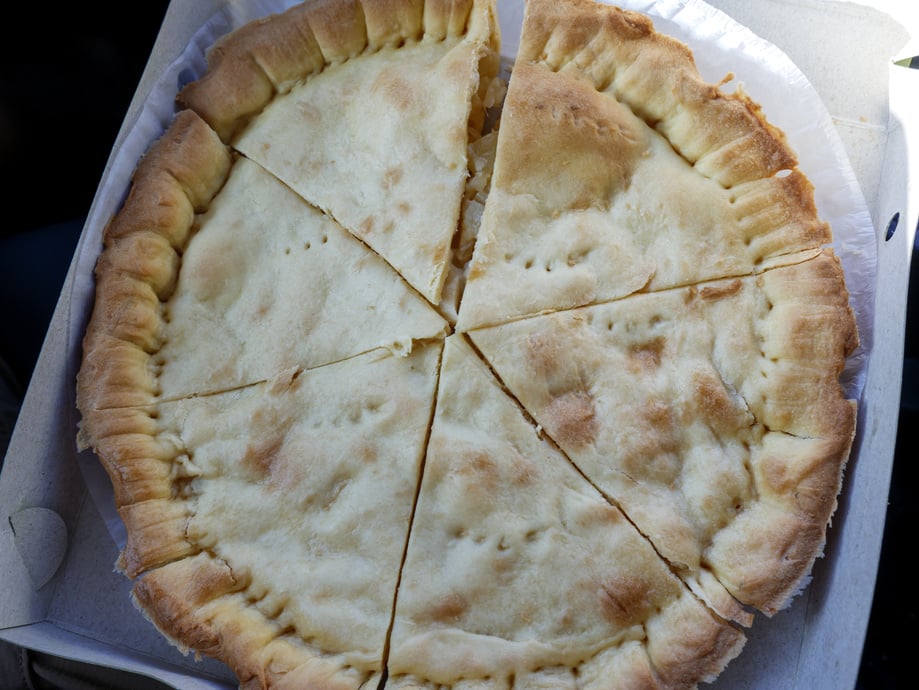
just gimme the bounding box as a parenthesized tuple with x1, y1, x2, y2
(91, 343, 442, 688)
(180, 0, 501, 305)
(469, 250, 857, 615)
(457, 0, 829, 330)
(158, 153, 449, 398)
(387, 335, 745, 688)
(78, 110, 448, 412)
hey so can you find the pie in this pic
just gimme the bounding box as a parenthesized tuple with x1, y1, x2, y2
(74, 0, 859, 688)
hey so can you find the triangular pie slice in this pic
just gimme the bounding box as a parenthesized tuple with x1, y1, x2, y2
(457, 0, 829, 330)
(387, 335, 745, 688)
(180, 0, 501, 305)
(92, 343, 442, 688)
(158, 154, 449, 398)
(469, 251, 857, 615)
(77, 110, 447, 415)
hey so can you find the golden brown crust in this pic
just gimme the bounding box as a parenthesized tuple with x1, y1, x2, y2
(76, 110, 231, 426)
(179, 0, 495, 141)
(706, 254, 858, 613)
(79, 406, 176, 508)
(132, 554, 245, 655)
(76, 112, 232, 575)
(117, 498, 195, 578)
(523, 0, 817, 198)
(177, 3, 326, 141)
(645, 597, 746, 688)
(133, 553, 372, 690)
(707, 430, 855, 614)
(752, 251, 860, 438)
(518, 0, 798, 186)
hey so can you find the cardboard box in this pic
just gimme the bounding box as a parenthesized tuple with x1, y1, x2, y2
(1, 1, 916, 687)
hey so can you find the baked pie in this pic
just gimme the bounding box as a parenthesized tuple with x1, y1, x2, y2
(76, 0, 858, 687)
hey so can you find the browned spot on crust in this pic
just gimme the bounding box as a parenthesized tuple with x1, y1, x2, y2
(620, 400, 680, 484)
(457, 451, 500, 490)
(242, 433, 285, 479)
(546, 388, 598, 448)
(252, 287, 274, 319)
(641, 398, 674, 431)
(466, 259, 488, 281)
(358, 216, 375, 237)
(357, 441, 378, 465)
(510, 452, 539, 486)
(684, 279, 743, 307)
(628, 336, 665, 371)
(432, 243, 449, 267)
(242, 405, 300, 489)
(373, 71, 415, 111)
(597, 575, 654, 627)
(575, 501, 620, 529)
(429, 593, 468, 623)
(699, 279, 743, 301)
(383, 166, 404, 189)
(692, 371, 748, 433)
(525, 332, 564, 379)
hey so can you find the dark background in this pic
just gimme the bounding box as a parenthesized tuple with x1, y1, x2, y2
(0, 3, 174, 394)
(0, 2, 914, 688)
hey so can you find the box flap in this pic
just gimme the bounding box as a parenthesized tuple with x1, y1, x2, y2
(0, 308, 86, 627)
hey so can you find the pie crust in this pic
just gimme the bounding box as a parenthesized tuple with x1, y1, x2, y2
(75, 0, 859, 688)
